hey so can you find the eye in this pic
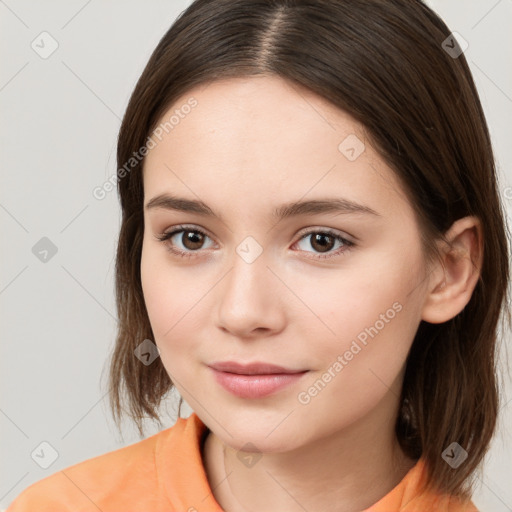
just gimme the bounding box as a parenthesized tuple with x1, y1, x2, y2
(155, 225, 355, 260)
(155, 225, 214, 259)
(292, 228, 354, 260)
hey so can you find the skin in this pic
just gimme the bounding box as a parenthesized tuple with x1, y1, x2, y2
(140, 75, 482, 512)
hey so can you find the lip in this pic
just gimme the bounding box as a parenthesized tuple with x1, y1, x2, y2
(208, 360, 307, 375)
(208, 361, 309, 399)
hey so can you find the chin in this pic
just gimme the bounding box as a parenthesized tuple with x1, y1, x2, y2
(204, 410, 311, 453)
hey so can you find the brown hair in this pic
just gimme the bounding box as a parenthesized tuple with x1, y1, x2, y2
(106, 0, 511, 499)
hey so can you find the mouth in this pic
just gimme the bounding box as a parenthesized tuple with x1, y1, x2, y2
(207, 361, 309, 398)
(208, 360, 308, 375)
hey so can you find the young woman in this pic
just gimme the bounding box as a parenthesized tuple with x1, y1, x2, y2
(8, 0, 510, 510)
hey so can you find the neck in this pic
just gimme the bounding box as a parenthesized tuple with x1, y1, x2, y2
(202, 391, 417, 512)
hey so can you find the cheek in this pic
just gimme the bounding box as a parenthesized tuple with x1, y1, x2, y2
(141, 245, 183, 346)
(140, 243, 210, 379)
(295, 250, 423, 388)
(293, 260, 414, 348)
(295, 292, 417, 428)
(299, 287, 413, 382)
(141, 245, 171, 331)
(141, 239, 196, 326)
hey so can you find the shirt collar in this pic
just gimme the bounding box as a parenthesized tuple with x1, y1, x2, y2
(157, 412, 467, 512)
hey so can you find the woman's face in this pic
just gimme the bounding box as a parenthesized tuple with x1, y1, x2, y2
(140, 75, 430, 452)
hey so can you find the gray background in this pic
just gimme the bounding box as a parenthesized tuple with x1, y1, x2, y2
(1, 0, 511, 509)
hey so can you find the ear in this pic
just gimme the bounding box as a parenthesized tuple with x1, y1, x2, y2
(421, 216, 483, 324)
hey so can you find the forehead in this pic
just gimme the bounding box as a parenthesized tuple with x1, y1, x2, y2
(142, 75, 410, 220)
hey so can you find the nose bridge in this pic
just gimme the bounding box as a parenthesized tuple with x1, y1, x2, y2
(224, 234, 273, 302)
(215, 234, 284, 334)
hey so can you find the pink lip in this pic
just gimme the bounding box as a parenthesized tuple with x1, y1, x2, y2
(208, 361, 309, 399)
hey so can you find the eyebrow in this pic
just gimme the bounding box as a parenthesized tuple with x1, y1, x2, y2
(144, 194, 381, 221)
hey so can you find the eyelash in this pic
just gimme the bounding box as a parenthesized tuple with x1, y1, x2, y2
(155, 224, 355, 260)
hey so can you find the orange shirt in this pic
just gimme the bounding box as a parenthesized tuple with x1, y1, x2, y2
(7, 412, 479, 511)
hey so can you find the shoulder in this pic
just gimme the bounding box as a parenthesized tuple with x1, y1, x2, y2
(5, 418, 191, 511)
(402, 493, 480, 512)
(368, 458, 481, 512)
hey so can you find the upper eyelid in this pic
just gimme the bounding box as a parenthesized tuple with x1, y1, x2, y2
(295, 225, 354, 242)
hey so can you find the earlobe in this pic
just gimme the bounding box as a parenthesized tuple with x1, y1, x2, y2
(421, 216, 483, 324)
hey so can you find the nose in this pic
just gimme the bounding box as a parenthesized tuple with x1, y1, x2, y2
(214, 245, 286, 339)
